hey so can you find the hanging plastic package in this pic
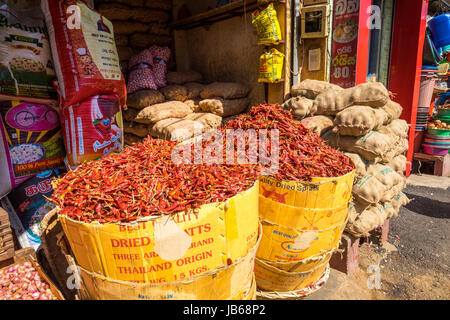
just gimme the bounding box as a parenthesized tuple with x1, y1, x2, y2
(0, 101, 65, 198)
(252, 3, 283, 45)
(1, 168, 66, 250)
(0, 3, 57, 104)
(60, 94, 123, 167)
(258, 48, 284, 83)
(41, 0, 126, 108)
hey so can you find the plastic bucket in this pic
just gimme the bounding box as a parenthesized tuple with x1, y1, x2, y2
(423, 144, 450, 156)
(418, 67, 438, 108)
(428, 14, 450, 49)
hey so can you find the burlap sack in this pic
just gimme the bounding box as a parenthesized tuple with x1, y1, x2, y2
(334, 106, 381, 136)
(200, 82, 249, 99)
(135, 101, 192, 123)
(144, 0, 172, 10)
(291, 79, 343, 99)
(352, 173, 388, 205)
(152, 118, 204, 142)
(117, 46, 134, 61)
(112, 21, 149, 35)
(122, 107, 140, 122)
(184, 112, 222, 129)
(300, 115, 334, 136)
(346, 203, 388, 237)
(123, 121, 152, 138)
(313, 82, 390, 116)
(148, 23, 172, 36)
(124, 133, 142, 145)
(129, 33, 172, 50)
(199, 97, 250, 117)
(98, 3, 131, 21)
(114, 34, 129, 46)
(160, 85, 188, 102)
(184, 82, 205, 99)
(377, 119, 409, 139)
(167, 71, 203, 85)
(388, 155, 407, 173)
(127, 90, 165, 109)
(384, 137, 409, 161)
(329, 131, 393, 162)
(98, 0, 144, 6)
(131, 8, 169, 23)
(344, 152, 367, 182)
(391, 192, 410, 214)
(282, 96, 313, 120)
(367, 164, 406, 202)
(184, 98, 202, 112)
(381, 100, 403, 123)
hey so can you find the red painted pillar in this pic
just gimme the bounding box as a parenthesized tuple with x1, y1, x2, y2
(388, 0, 429, 177)
(355, 0, 372, 85)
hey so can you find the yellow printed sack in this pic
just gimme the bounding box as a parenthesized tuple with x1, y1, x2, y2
(252, 3, 283, 45)
(258, 49, 284, 83)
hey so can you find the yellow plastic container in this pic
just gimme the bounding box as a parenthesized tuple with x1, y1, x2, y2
(57, 182, 259, 284)
(255, 171, 355, 293)
(65, 227, 261, 300)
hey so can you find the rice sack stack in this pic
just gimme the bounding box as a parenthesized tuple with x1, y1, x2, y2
(292, 80, 410, 238)
(222, 104, 355, 298)
(123, 68, 222, 145)
(50, 137, 260, 300)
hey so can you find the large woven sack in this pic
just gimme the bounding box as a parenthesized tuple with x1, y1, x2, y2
(160, 85, 188, 102)
(117, 46, 134, 61)
(112, 20, 149, 35)
(144, 0, 172, 10)
(184, 113, 222, 129)
(282, 96, 313, 120)
(377, 119, 409, 139)
(127, 90, 165, 109)
(388, 155, 407, 174)
(367, 164, 406, 202)
(344, 152, 367, 182)
(152, 118, 204, 142)
(200, 82, 250, 99)
(352, 174, 388, 205)
(123, 107, 140, 122)
(391, 192, 410, 215)
(123, 121, 152, 137)
(98, 3, 131, 21)
(148, 23, 172, 36)
(384, 137, 409, 161)
(129, 33, 172, 50)
(291, 79, 343, 99)
(346, 203, 388, 237)
(184, 82, 205, 99)
(300, 116, 334, 136)
(135, 101, 192, 123)
(381, 100, 403, 123)
(40, 210, 78, 300)
(130, 8, 169, 23)
(329, 131, 393, 162)
(313, 82, 390, 116)
(184, 98, 202, 112)
(334, 106, 382, 136)
(167, 71, 203, 85)
(199, 97, 250, 117)
(124, 133, 142, 145)
(114, 34, 129, 46)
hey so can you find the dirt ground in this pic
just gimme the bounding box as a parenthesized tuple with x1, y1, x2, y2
(327, 184, 449, 300)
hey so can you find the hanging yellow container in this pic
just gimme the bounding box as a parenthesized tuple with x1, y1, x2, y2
(255, 171, 355, 295)
(57, 182, 259, 284)
(258, 48, 285, 83)
(252, 3, 283, 45)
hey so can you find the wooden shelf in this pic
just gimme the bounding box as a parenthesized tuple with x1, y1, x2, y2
(172, 0, 259, 30)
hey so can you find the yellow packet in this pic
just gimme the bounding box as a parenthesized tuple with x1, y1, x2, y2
(252, 3, 283, 45)
(258, 48, 284, 83)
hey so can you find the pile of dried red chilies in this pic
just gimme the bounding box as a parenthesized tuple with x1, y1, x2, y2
(52, 104, 354, 223)
(51, 138, 259, 223)
(222, 104, 355, 181)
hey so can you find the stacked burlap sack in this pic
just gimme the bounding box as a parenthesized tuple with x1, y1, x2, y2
(96, 0, 173, 74)
(123, 70, 251, 144)
(284, 80, 411, 238)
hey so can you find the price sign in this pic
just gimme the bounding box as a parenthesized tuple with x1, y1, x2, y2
(330, 0, 360, 88)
